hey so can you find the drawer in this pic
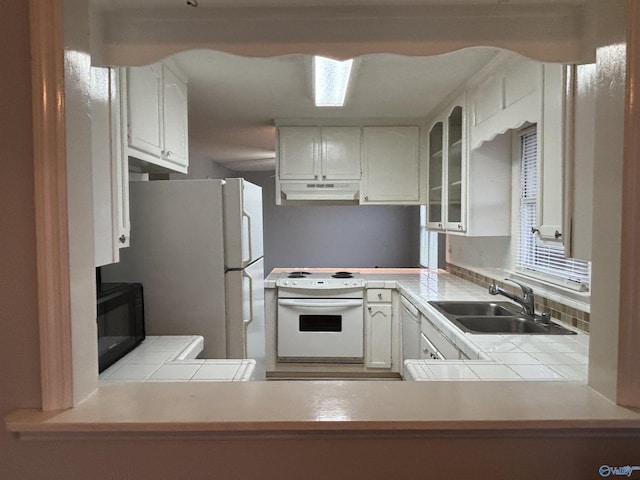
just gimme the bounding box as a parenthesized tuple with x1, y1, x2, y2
(366, 289, 392, 303)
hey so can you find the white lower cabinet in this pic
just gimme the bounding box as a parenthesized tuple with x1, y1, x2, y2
(400, 296, 421, 362)
(365, 289, 393, 368)
(421, 314, 465, 360)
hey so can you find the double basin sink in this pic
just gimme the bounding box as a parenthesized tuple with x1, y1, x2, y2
(428, 301, 576, 335)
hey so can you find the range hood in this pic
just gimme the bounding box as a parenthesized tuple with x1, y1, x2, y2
(280, 181, 360, 201)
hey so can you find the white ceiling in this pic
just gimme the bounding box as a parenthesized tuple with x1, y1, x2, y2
(168, 48, 501, 171)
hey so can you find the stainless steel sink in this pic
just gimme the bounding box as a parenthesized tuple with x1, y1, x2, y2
(429, 301, 518, 317)
(428, 301, 576, 335)
(453, 315, 549, 334)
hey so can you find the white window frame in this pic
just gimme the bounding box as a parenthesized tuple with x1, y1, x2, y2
(516, 126, 590, 291)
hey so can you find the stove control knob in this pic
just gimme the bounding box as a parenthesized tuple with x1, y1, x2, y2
(282, 280, 289, 286)
(292, 281, 297, 285)
(343, 281, 349, 286)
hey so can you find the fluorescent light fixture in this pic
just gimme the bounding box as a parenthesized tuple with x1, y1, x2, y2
(314, 56, 354, 107)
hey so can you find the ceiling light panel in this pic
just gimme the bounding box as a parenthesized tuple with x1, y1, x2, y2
(314, 56, 354, 107)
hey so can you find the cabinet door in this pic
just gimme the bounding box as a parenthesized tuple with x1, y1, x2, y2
(278, 127, 320, 180)
(127, 63, 163, 158)
(114, 69, 130, 250)
(427, 121, 445, 230)
(362, 126, 421, 203)
(537, 63, 565, 243)
(92, 67, 129, 267)
(162, 64, 189, 168)
(445, 105, 466, 232)
(365, 304, 392, 368)
(321, 127, 361, 180)
(421, 316, 459, 360)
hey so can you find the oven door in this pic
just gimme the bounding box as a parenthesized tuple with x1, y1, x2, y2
(277, 298, 364, 362)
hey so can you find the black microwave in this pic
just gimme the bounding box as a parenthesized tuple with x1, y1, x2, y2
(97, 282, 145, 373)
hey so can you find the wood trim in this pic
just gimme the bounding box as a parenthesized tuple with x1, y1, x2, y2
(29, 0, 73, 411)
(617, 0, 640, 408)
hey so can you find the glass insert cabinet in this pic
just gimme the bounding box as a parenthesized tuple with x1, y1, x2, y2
(427, 98, 467, 232)
(427, 98, 466, 232)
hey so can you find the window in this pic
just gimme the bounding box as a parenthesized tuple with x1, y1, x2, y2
(517, 127, 590, 290)
(419, 205, 439, 269)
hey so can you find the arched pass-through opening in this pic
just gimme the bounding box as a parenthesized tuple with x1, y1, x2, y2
(27, 0, 640, 417)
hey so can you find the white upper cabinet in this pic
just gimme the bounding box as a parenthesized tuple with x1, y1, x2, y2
(278, 126, 361, 181)
(445, 105, 466, 231)
(277, 123, 425, 205)
(361, 126, 421, 204)
(125, 61, 189, 174)
(278, 127, 319, 180)
(321, 127, 362, 180)
(427, 122, 445, 229)
(162, 63, 189, 169)
(563, 64, 596, 261)
(427, 98, 473, 233)
(92, 67, 130, 267)
(127, 63, 163, 159)
(536, 63, 566, 244)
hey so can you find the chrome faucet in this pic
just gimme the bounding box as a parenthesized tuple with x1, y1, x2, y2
(489, 279, 535, 317)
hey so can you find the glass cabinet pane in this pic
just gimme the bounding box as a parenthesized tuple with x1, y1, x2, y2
(447, 106, 463, 224)
(428, 122, 444, 224)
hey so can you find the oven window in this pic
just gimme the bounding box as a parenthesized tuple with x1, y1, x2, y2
(299, 315, 342, 332)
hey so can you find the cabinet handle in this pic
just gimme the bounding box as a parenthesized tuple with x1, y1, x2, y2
(322, 175, 327, 180)
(531, 227, 540, 234)
(314, 175, 318, 180)
(368, 306, 372, 311)
(377, 293, 382, 299)
(119, 235, 127, 244)
(165, 150, 173, 157)
(364, 195, 369, 201)
(438, 223, 442, 228)
(457, 224, 463, 230)
(555, 230, 562, 239)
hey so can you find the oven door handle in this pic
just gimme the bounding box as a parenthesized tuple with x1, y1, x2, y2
(278, 299, 363, 308)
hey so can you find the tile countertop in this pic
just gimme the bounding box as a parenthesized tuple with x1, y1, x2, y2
(99, 336, 256, 382)
(266, 268, 589, 382)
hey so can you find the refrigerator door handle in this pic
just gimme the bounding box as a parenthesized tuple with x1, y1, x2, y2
(243, 269, 254, 325)
(242, 207, 253, 264)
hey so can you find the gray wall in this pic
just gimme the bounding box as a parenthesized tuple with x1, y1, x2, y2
(169, 154, 237, 180)
(242, 171, 420, 274)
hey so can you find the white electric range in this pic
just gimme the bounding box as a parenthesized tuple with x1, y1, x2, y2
(276, 271, 366, 363)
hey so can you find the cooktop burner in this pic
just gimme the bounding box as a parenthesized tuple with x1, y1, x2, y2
(277, 271, 365, 289)
(331, 272, 354, 278)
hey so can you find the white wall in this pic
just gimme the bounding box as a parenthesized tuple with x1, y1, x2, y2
(243, 171, 420, 274)
(446, 131, 515, 271)
(447, 235, 512, 270)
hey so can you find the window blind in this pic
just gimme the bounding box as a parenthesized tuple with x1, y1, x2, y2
(517, 127, 590, 289)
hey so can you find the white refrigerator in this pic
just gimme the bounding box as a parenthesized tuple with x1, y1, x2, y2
(102, 178, 265, 368)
